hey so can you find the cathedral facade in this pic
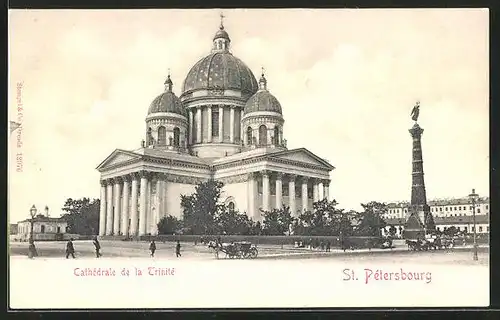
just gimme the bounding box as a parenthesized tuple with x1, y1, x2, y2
(96, 20, 335, 237)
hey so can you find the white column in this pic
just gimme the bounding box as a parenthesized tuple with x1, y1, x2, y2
(218, 105, 224, 142)
(146, 178, 152, 234)
(139, 172, 148, 236)
(247, 172, 256, 220)
(162, 177, 168, 219)
(313, 180, 319, 203)
(230, 106, 235, 143)
(262, 170, 270, 213)
(105, 180, 113, 235)
(189, 110, 194, 145)
(324, 180, 330, 201)
(113, 178, 122, 235)
(207, 106, 212, 143)
(121, 176, 130, 237)
(99, 180, 107, 236)
(275, 172, 283, 209)
(288, 175, 297, 217)
(155, 176, 162, 234)
(196, 107, 202, 143)
(301, 177, 309, 212)
(130, 174, 139, 236)
(318, 181, 324, 201)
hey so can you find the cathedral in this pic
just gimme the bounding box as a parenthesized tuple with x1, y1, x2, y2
(96, 18, 335, 237)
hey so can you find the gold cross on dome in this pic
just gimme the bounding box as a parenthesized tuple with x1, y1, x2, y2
(220, 12, 225, 27)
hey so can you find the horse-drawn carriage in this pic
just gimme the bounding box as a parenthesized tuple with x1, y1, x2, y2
(406, 236, 453, 251)
(208, 241, 258, 259)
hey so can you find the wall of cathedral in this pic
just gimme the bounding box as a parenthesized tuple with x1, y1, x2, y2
(165, 182, 198, 219)
(222, 181, 248, 214)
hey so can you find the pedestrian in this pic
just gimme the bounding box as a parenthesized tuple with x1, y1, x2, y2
(149, 240, 156, 257)
(326, 241, 331, 252)
(28, 238, 38, 259)
(176, 240, 182, 257)
(66, 238, 76, 259)
(93, 237, 102, 258)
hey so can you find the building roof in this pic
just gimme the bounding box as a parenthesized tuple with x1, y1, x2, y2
(18, 215, 67, 224)
(387, 196, 489, 208)
(385, 215, 489, 226)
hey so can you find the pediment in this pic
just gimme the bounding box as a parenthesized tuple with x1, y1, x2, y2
(271, 148, 334, 170)
(96, 149, 142, 171)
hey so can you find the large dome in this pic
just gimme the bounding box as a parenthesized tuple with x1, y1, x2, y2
(182, 52, 259, 95)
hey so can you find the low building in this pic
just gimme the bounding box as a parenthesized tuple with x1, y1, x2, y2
(381, 194, 489, 237)
(15, 214, 68, 242)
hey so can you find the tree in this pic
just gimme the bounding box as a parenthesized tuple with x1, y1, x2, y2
(157, 215, 182, 235)
(61, 198, 100, 235)
(293, 199, 354, 236)
(215, 209, 256, 235)
(181, 180, 226, 235)
(354, 201, 387, 237)
(261, 206, 294, 235)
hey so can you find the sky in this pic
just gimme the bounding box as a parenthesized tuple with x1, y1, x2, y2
(8, 9, 489, 222)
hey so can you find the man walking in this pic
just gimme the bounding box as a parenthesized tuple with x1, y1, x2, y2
(176, 240, 181, 257)
(66, 238, 76, 259)
(149, 240, 156, 257)
(93, 237, 102, 258)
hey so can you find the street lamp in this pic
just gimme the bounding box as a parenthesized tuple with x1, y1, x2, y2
(468, 189, 479, 261)
(29, 205, 37, 242)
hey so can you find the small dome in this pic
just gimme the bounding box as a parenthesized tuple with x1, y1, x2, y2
(148, 91, 185, 116)
(244, 73, 282, 115)
(244, 90, 282, 115)
(214, 26, 230, 41)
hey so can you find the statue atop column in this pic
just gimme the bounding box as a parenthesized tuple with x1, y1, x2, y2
(410, 101, 420, 122)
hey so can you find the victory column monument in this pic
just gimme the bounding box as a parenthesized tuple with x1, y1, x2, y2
(404, 102, 436, 239)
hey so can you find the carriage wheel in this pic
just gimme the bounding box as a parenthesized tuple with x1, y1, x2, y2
(250, 248, 258, 259)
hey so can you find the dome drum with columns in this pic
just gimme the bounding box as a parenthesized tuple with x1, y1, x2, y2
(96, 15, 334, 238)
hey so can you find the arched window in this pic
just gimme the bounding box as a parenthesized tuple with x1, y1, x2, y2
(158, 126, 166, 146)
(147, 127, 153, 146)
(173, 127, 180, 147)
(259, 125, 267, 146)
(41, 225, 45, 234)
(247, 127, 253, 145)
(274, 126, 280, 145)
(228, 202, 235, 212)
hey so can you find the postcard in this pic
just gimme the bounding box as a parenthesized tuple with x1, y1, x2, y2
(8, 8, 489, 309)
